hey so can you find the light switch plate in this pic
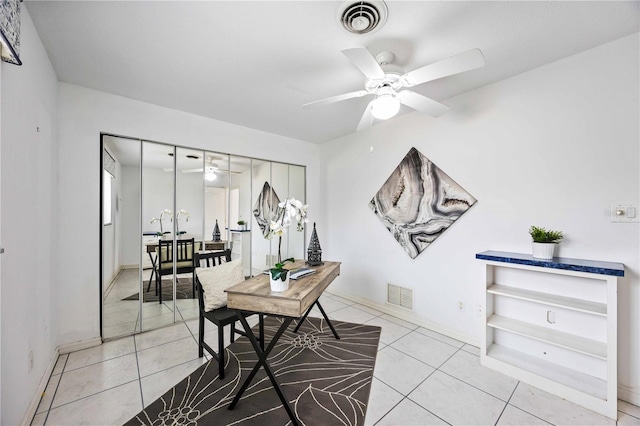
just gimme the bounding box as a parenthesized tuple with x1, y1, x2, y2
(611, 204, 639, 222)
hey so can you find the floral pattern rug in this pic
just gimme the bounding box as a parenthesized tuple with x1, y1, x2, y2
(126, 316, 381, 425)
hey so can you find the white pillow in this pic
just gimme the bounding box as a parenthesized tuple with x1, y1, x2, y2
(196, 259, 244, 312)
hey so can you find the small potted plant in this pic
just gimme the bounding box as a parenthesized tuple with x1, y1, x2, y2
(269, 257, 294, 292)
(237, 219, 247, 231)
(529, 226, 564, 259)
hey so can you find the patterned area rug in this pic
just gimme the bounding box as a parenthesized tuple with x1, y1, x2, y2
(121, 277, 194, 302)
(125, 316, 381, 425)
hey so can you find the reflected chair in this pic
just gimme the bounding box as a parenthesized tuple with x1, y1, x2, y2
(194, 250, 256, 379)
(155, 238, 196, 304)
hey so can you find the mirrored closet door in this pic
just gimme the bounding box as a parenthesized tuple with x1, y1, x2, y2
(101, 136, 142, 338)
(101, 135, 306, 339)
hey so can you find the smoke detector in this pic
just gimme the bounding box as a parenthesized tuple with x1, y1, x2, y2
(337, 1, 388, 35)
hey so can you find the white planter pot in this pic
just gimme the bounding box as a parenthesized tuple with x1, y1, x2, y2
(532, 242, 556, 260)
(270, 273, 290, 292)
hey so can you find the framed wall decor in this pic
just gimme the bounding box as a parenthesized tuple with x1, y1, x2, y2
(369, 147, 477, 259)
(0, 0, 22, 65)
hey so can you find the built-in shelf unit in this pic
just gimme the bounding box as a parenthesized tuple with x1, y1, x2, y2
(476, 251, 624, 419)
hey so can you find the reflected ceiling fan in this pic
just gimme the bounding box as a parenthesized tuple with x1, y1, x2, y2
(177, 155, 241, 181)
(303, 47, 485, 131)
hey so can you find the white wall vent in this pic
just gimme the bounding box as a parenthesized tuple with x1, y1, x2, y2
(266, 254, 279, 266)
(387, 283, 413, 310)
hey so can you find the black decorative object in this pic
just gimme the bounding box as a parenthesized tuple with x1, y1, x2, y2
(306, 222, 323, 266)
(212, 220, 221, 242)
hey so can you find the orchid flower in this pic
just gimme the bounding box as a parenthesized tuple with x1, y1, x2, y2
(267, 197, 309, 266)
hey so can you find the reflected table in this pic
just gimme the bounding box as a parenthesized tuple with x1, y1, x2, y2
(225, 260, 341, 426)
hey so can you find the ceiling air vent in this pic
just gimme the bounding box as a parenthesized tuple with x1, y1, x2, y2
(338, 1, 388, 35)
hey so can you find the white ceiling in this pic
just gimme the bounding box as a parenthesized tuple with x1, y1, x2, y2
(27, 1, 639, 144)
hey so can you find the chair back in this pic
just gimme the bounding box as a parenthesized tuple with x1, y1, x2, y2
(158, 238, 195, 271)
(195, 250, 231, 268)
(194, 249, 232, 312)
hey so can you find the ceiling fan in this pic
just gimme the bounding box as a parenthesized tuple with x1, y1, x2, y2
(303, 47, 485, 131)
(176, 155, 241, 180)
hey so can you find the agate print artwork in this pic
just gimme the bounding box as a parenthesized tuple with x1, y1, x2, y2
(253, 181, 282, 238)
(369, 147, 477, 259)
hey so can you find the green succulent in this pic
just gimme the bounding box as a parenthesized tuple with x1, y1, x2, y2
(529, 226, 564, 243)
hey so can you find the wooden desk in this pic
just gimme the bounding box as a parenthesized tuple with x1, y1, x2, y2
(226, 260, 340, 317)
(225, 260, 341, 426)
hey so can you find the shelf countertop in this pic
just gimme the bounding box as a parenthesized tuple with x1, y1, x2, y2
(476, 250, 624, 277)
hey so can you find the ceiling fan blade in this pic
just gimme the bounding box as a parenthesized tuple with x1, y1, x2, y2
(182, 168, 204, 173)
(303, 90, 370, 109)
(400, 49, 485, 87)
(398, 90, 449, 117)
(342, 47, 385, 80)
(356, 102, 375, 132)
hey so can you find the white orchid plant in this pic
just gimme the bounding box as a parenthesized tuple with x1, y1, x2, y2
(150, 209, 172, 236)
(265, 198, 308, 281)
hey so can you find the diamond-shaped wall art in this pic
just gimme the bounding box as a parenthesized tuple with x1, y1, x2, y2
(369, 147, 477, 259)
(253, 181, 282, 238)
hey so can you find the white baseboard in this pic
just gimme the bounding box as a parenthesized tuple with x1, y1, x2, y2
(58, 337, 102, 355)
(21, 347, 59, 426)
(120, 264, 140, 270)
(326, 289, 478, 346)
(619, 385, 640, 406)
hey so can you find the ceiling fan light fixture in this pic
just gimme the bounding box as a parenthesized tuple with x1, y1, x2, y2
(205, 166, 217, 182)
(371, 92, 400, 120)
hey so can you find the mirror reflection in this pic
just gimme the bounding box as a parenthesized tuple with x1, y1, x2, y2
(141, 141, 177, 331)
(101, 136, 306, 339)
(102, 136, 141, 339)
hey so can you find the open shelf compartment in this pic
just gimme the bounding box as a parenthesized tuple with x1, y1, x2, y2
(487, 314, 607, 359)
(487, 284, 606, 316)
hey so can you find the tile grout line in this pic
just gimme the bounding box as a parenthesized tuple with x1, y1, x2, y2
(498, 382, 557, 426)
(400, 346, 480, 425)
(39, 354, 69, 426)
(133, 334, 145, 409)
(492, 379, 519, 425)
(385, 346, 462, 415)
(381, 329, 464, 369)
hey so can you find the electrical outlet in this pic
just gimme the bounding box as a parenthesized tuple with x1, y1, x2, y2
(457, 301, 464, 311)
(477, 304, 483, 315)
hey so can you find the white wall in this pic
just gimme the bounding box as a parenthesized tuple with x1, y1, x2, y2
(320, 34, 640, 402)
(57, 83, 321, 347)
(0, 9, 59, 426)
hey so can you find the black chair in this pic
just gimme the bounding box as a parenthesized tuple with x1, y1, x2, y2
(155, 238, 196, 304)
(194, 250, 254, 379)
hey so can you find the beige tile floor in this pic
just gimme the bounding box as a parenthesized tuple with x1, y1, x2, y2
(33, 292, 640, 425)
(103, 268, 199, 339)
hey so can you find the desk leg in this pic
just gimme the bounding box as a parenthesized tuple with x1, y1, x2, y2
(293, 301, 340, 340)
(259, 313, 265, 351)
(147, 252, 157, 293)
(228, 313, 298, 426)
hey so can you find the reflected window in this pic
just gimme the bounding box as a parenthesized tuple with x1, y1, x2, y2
(103, 169, 113, 225)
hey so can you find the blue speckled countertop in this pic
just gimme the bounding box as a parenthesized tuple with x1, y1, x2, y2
(476, 250, 624, 277)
